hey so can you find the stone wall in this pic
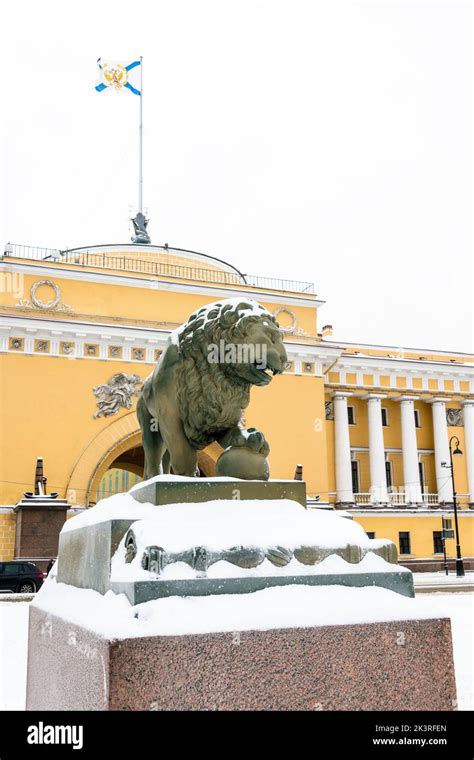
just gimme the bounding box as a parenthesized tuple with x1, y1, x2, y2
(0, 508, 84, 562)
(0, 508, 16, 560)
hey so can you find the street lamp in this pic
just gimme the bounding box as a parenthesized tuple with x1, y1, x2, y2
(441, 436, 465, 577)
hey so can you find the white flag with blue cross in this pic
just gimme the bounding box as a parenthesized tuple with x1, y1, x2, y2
(95, 58, 141, 95)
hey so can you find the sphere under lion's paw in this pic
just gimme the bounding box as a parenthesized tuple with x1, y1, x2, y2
(216, 445, 269, 481)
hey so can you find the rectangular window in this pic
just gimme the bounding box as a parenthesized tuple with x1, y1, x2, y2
(347, 406, 355, 425)
(418, 462, 425, 494)
(414, 409, 421, 428)
(381, 407, 389, 426)
(366, 531, 376, 539)
(385, 461, 393, 489)
(443, 518, 452, 530)
(351, 460, 359, 494)
(399, 531, 411, 555)
(433, 531, 444, 554)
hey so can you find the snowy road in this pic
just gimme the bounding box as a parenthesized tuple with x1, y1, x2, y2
(0, 592, 472, 711)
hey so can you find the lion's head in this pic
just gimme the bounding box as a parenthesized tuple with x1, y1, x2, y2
(172, 298, 288, 388)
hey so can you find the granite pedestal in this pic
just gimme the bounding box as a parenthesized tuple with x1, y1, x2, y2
(14, 497, 68, 572)
(26, 605, 457, 711)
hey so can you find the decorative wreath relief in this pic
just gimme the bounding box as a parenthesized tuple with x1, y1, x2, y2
(16, 280, 73, 313)
(273, 307, 307, 336)
(31, 280, 60, 309)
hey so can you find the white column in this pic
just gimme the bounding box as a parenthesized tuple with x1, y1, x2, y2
(462, 400, 474, 505)
(364, 394, 388, 503)
(430, 398, 453, 503)
(333, 393, 354, 504)
(397, 396, 422, 504)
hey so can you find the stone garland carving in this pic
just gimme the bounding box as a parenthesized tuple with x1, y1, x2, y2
(93, 373, 142, 418)
(124, 534, 397, 576)
(16, 280, 73, 313)
(446, 408, 464, 427)
(325, 400, 334, 420)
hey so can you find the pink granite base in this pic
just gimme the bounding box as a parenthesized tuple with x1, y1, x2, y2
(26, 606, 457, 711)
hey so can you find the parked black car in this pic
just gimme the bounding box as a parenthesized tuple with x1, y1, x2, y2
(0, 561, 44, 593)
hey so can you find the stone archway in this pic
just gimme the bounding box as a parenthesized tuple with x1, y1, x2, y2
(65, 412, 221, 507)
(94, 445, 218, 503)
(66, 413, 142, 506)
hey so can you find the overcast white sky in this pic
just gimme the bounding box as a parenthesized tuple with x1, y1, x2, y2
(2, 0, 472, 351)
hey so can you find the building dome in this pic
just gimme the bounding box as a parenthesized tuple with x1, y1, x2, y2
(59, 243, 247, 287)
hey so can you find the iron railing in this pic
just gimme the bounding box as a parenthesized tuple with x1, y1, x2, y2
(3, 243, 61, 260)
(325, 492, 471, 507)
(351, 492, 470, 507)
(2, 243, 315, 294)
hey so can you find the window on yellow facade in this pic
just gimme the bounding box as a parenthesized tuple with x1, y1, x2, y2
(347, 406, 355, 425)
(381, 407, 389, 426)
(399, 531, 411, 555)
(414, 409, 421, 428)
(419, 462, 425, 494)
(433, 531, 444, 554)
(351, 461, 359, 494)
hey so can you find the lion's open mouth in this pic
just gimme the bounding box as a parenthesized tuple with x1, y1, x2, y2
(252, 362, 282, 382)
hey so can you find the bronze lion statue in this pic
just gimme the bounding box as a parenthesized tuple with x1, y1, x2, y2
(137, 298, 287, 479)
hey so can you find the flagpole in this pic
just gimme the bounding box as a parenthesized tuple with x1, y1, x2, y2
(139, 55, 143, 214)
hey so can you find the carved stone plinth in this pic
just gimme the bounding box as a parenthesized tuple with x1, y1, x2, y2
(130, 478, 307, 507)
(112, 569, 414, 604)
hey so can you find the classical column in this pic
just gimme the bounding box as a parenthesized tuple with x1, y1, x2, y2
(364, 394, 388, 503)
(397, 396, 422, 504)
(429, 398, 453, 504)
(333, 392, 354, 504)
(462, 400, 474, 505)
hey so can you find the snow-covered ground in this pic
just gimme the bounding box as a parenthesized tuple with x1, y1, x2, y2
(413, 593, 473, 710)
(413, 571, 474, 587)
(0, 602, 28, 711)
(0, 590, 472, 711)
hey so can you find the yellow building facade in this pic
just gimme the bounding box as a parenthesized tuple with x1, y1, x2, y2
(1, 242, 473, 570)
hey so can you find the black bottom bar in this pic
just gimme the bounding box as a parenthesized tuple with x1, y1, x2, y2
(0, 711, 472, 758)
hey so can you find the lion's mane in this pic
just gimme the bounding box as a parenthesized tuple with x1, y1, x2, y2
(174, 300, 279, 448)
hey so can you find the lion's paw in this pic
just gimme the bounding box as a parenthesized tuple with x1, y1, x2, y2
(245, 428, 270, 457)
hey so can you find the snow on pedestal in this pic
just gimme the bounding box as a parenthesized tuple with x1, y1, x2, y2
(25, 485, 457, 711)
(34, 575, 442, 640)
(26, 576, 457, 711)
(58, 485, 407, 597)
